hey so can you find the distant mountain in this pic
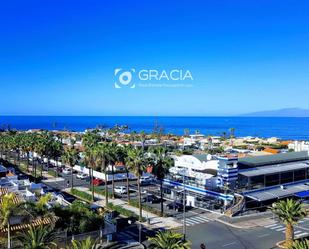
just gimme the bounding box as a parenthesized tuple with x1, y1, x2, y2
(243, 108, 309, 117)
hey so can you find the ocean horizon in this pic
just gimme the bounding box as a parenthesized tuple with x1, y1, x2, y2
(1, 116, 309, 140)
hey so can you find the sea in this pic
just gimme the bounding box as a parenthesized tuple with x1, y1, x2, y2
(1, 116, 309, 140)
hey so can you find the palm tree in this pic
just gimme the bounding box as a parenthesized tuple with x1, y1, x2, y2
(15, 225, 57, 249)
(229, 127, 235, 138)
(62, 147, 79, 190)
(34, 133, 51, 179)
(148, 230, 191, 249)
(84, 147, 98, 202)
(125, 147, 147, 221)
(20, 133, 35, 172)
(150, 147, 173, 216)
(122, 144, 133, 203)
(287, 239, 309, 249)
(69, 237, 101, 249)
(107, 143, 117, 199)
(95, 143, 110, 206)
(83, 131, 101, 201)
(0, 193, 18, 249)
(271, 199, 307, 247)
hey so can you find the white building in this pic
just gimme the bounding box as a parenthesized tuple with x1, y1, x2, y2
(288, 141, 309, 152)
(170, 154, 219, 188)
(183, 134, 205, 147)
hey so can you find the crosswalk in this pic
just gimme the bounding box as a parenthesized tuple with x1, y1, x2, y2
(180, 215, 212, 227)
(264, 218, 309, 238)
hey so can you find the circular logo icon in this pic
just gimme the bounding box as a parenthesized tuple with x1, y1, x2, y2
(114, 68, 135, 88)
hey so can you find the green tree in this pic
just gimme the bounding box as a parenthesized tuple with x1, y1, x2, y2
(96, 143, 110, 206)
(62, 147, 80, 190)
(150, 147, 173, 216)
(148, 230, 191, 249)
(287, 239, 309, 249)
(69, 237, 101, 249)
(15, 225, 57, 249)
(271, 199, 307, 247)
(83, 131, 101, 201)
(229, 127, 235, 138)
(0, 193, 18, 249)
(125, 147, 147, 221)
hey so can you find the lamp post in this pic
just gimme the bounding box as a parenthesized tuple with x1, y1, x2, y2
(182, 172, 186, 240)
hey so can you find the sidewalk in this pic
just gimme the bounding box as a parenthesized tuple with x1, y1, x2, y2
(216, 212, 276, 229)
(70, 186, 182, 230)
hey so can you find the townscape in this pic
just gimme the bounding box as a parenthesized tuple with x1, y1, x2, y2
(0, 126, 309, 249)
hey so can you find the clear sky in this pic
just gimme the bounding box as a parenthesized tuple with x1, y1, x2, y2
(0, 0, 308, 116)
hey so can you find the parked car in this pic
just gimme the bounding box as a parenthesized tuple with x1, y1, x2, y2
(139, 176, 154, 185)
(166, 201, 185, 211)
(76, 173, 88, 179)
(114, 186, 127, 194)
(62, 168, 72, 175)
(142, 194, 160, 204)
(92, 178, 104, 186)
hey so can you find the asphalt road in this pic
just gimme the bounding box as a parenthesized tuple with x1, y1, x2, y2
(177, 220, 283, 249)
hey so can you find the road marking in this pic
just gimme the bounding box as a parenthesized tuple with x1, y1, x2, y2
(258, 233, 270, 238)
(276, 227, 286, 231)
(222, 242, 237, 247)
(186, 219, 201, 225)
(265, 223, 278, 228)
(270, 225, 283, 230)
(188, 216, 210, 222)
(184, 220, 197, 225)
(295, 232, 308, 238)
(294, 230, 303, 235)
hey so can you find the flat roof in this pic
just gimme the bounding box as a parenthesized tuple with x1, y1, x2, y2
(244, 180, 309, 201)
(239, 162, 309, 178)
(238, 151, 309, 168)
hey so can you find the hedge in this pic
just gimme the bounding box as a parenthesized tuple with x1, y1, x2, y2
(48, 169, 58, 177)
(106, 202, 139, 219)
(129, 199, 169, 217)
(90, 186, 114, 198)
(70, 188, 93, 202)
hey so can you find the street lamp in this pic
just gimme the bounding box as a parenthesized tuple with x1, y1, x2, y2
(181, 170, 186, 240)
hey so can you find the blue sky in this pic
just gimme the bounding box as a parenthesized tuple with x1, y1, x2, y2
(0, 0, 308, 116)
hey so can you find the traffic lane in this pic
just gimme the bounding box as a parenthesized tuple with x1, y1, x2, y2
(43, 174, 90, 190)
(183, 220, 283, 249)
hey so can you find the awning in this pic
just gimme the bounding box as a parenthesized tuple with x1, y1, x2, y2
(294, 190, 309, 198)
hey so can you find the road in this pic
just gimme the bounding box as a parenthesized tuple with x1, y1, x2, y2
(39, 170, 309, 249)
(116, 209, 309, 249)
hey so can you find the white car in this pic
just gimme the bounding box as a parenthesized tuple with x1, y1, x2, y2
(140, 176, 154, 185)
(76, 173, 88, 180)
(114, 186, 127, 194)
(62, 168, 72, 175)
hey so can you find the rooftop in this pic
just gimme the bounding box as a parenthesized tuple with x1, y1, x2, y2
(239, 162, 309, 178)
(238, 151, 309, 169)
